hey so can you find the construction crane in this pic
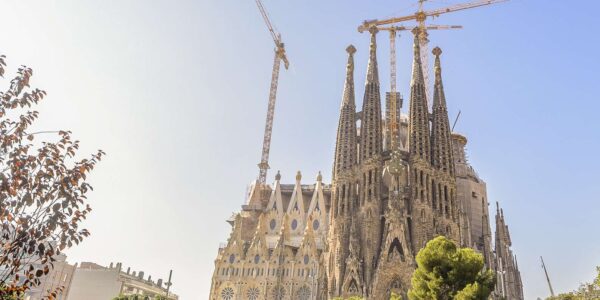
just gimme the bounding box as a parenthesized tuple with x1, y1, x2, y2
(358, 0, 508, 32)
(358, 0, 507, 105)
(541, 256, 555, 297)
(360, 24, 461, 149)
(254, 0, 289, 185)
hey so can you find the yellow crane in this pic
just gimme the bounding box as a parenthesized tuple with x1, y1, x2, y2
(358, 0, 509, 142)
(358, 0, 508, 33)
(254, 0, 289, 185)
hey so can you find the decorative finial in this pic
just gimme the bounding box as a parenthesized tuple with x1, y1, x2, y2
(368, 26, 379, 35)
(432, 46, 442, 57)
(411, 27, 420, 36)
(296, 171, 302, 182)
(316, 171, 322, 182)
(275, 170, 281, 181)
(346, 45, 356, 55)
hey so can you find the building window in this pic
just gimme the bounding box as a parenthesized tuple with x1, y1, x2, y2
(272, 286, 286, 300)
(298, 285, 311, 300)
(221, 287, 234, 300)
(247, 287, 260, 300)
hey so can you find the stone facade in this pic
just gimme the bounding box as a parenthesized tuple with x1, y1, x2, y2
(209, 29, 523, 300)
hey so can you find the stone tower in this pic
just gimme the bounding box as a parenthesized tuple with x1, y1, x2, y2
(328, 44, 360, 298)
(495, 203, 524, 300)
(357, 27, 384, 297)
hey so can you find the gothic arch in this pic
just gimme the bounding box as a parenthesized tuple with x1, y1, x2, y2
(347, 279, 359, 294)
(387, 237, 405, 261)
(371, 261, 413, 300)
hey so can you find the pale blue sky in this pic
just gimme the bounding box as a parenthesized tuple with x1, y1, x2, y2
(1, 0, 599, 299)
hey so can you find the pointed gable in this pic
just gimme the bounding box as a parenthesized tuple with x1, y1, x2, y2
(307, 172, 326, 215)
(247, 214, 269, 257)
(287, 171, 306, 217)
(265, 171, 284, 216)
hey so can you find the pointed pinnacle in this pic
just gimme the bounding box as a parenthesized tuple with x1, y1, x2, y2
(346, 44, 356, 55)
(368, 26, 379, 35)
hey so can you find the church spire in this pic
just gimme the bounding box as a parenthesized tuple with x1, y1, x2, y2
(333, 45, 358, 180)
(408, 28, 431, 162)
(430, 47, 455, 175)
(360, 27, 383, 161)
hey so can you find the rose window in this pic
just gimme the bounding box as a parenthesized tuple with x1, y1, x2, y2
(221, 287, 234, 300)
(247, 287, 260, 300)
(297, 286, 311, 300)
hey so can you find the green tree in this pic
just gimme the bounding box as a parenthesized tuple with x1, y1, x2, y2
(408, 236, 495, 300)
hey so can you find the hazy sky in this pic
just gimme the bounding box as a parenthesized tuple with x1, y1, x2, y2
(1, 0, 599, 299)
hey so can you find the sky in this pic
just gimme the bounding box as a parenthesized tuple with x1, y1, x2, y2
(1, 0, 599, 299)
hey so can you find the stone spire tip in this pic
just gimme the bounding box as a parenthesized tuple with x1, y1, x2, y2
(275, 170, 281, 181)
(296, 171, 302, 182)
(368, 26, 379, 35)
(316, 171, 322, 182)
(432, 46, 442, 57)
(346, 45, 356, 55)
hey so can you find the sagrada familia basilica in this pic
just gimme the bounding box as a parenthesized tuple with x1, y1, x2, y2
(208, 28, 524, 300)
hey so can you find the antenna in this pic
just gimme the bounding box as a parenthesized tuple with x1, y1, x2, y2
(451, 110, 461, 132)
(541, 256, 555, 297)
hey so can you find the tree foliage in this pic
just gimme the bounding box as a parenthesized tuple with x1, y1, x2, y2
(0, 55, 103, 291)
(408, 236, 495, 300)
(546, 267, 600, 300)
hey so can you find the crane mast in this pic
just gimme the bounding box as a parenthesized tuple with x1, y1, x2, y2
(541, 256, 555, 297)
(254, 0, 289, 185)
(388, 28, 399, 149)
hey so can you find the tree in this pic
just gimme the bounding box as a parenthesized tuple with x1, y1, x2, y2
(408, 236, 495, 300)
(0, 55, 104, 291)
